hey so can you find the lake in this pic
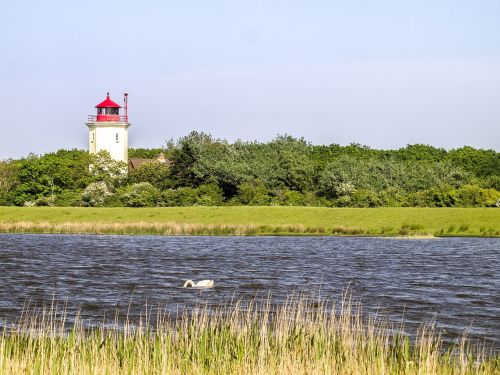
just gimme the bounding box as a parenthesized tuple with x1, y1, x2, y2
(0, 234, 498, 349)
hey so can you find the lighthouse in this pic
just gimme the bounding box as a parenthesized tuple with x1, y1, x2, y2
(86, 92, 131, 165)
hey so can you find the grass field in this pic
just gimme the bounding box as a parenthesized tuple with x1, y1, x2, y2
(0, 206, 499, 236)
(1, 295, 498, 375)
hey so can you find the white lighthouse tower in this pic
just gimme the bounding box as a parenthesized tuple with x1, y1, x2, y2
(86, 92, 131, 164)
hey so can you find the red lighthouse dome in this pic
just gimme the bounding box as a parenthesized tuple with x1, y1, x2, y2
(88, 92, 128, 122)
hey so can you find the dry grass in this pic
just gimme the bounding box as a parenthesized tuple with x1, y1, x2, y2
(0, 221, 370, 236)
(0, 294, 498, 375)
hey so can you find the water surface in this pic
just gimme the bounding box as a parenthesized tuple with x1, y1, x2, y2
(0, 234, 498, 349)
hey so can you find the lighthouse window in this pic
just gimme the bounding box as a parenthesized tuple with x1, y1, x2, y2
(116, 133, 119, 143)
(105, 107, 119, 115)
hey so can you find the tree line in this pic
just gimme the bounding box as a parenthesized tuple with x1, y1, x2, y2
(1, 131, 499, 208)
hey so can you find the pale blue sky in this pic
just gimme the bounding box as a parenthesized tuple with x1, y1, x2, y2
(1, 0, 499, 158)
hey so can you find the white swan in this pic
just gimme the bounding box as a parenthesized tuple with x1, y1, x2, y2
(183, 279, 214, 288)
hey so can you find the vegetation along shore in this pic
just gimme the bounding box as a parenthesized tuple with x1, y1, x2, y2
(1, 295, 498, 375)
(0, 207, 498, 237)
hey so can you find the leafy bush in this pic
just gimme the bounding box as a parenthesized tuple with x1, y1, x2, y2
(128, 161, 172, 190)
(403, 185, 500, 207)
(351, 189, 381, 208)
(481, 175, 500, 190)
(196, 184, 224, 206)
(271, 189, 306, 206)
(34, 196, 54, 206)
(175, 187, 199, 206)
(81, 182, 113, 207)
(54, 190, 82, 207)
(120, 182, 160, 207)
(233, 180, 271, 205)
(155, 183, 222, 207)
(403, 191, 430, 207)
(335, 182, 356, 197)
(319, 156, 360, 198)
(377, 188, 405, 207)
(425, 187, 457, 207)
(158, 189, 177, 207)
(334, 195, 352, 207)
(159, 187, 198, 207)
(302, 192, 329, 207)
(455, 185, 500, 207)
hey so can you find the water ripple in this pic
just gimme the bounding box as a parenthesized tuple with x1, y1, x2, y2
(0, 234, 498, 349)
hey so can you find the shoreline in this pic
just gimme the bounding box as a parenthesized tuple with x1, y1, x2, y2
(0, 206, 499, 237)
(0, 221, 499, 238)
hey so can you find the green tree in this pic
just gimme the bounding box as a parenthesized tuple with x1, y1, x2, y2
(3, 132, 499, 208)
(267, 135, 315, 192)
(319, 155, 367, 198)
(89, 151, 127, 188)
(447, 146, 500, 177)
(10, 150, 92, 205)
(0, 160, 18, 205)
(167, 131, 217, 188)
(128, 148, 166, 159)
(128, 161, 172, 190)
(233, 179, 271, 205)
(394, 144, 447, 163)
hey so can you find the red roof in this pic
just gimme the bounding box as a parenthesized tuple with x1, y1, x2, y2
(95, 93, 121, 108)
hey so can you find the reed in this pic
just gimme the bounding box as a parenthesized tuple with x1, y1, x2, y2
(0, 295, 497, 374)
(3, 220, 500, 237)
(0, 221, 372, 237)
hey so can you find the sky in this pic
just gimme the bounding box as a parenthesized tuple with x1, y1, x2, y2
(0, 0, 499, 159)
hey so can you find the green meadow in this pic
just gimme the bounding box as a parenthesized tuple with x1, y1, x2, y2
(0, 206, 498, 237)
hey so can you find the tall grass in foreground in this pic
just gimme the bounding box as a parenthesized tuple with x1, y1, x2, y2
(0, 295, 498, 374)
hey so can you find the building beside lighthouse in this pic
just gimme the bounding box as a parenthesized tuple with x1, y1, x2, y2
(86, 93, 131, 164)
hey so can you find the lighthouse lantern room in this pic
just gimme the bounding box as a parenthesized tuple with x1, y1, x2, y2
(86, 92, 131, 165)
